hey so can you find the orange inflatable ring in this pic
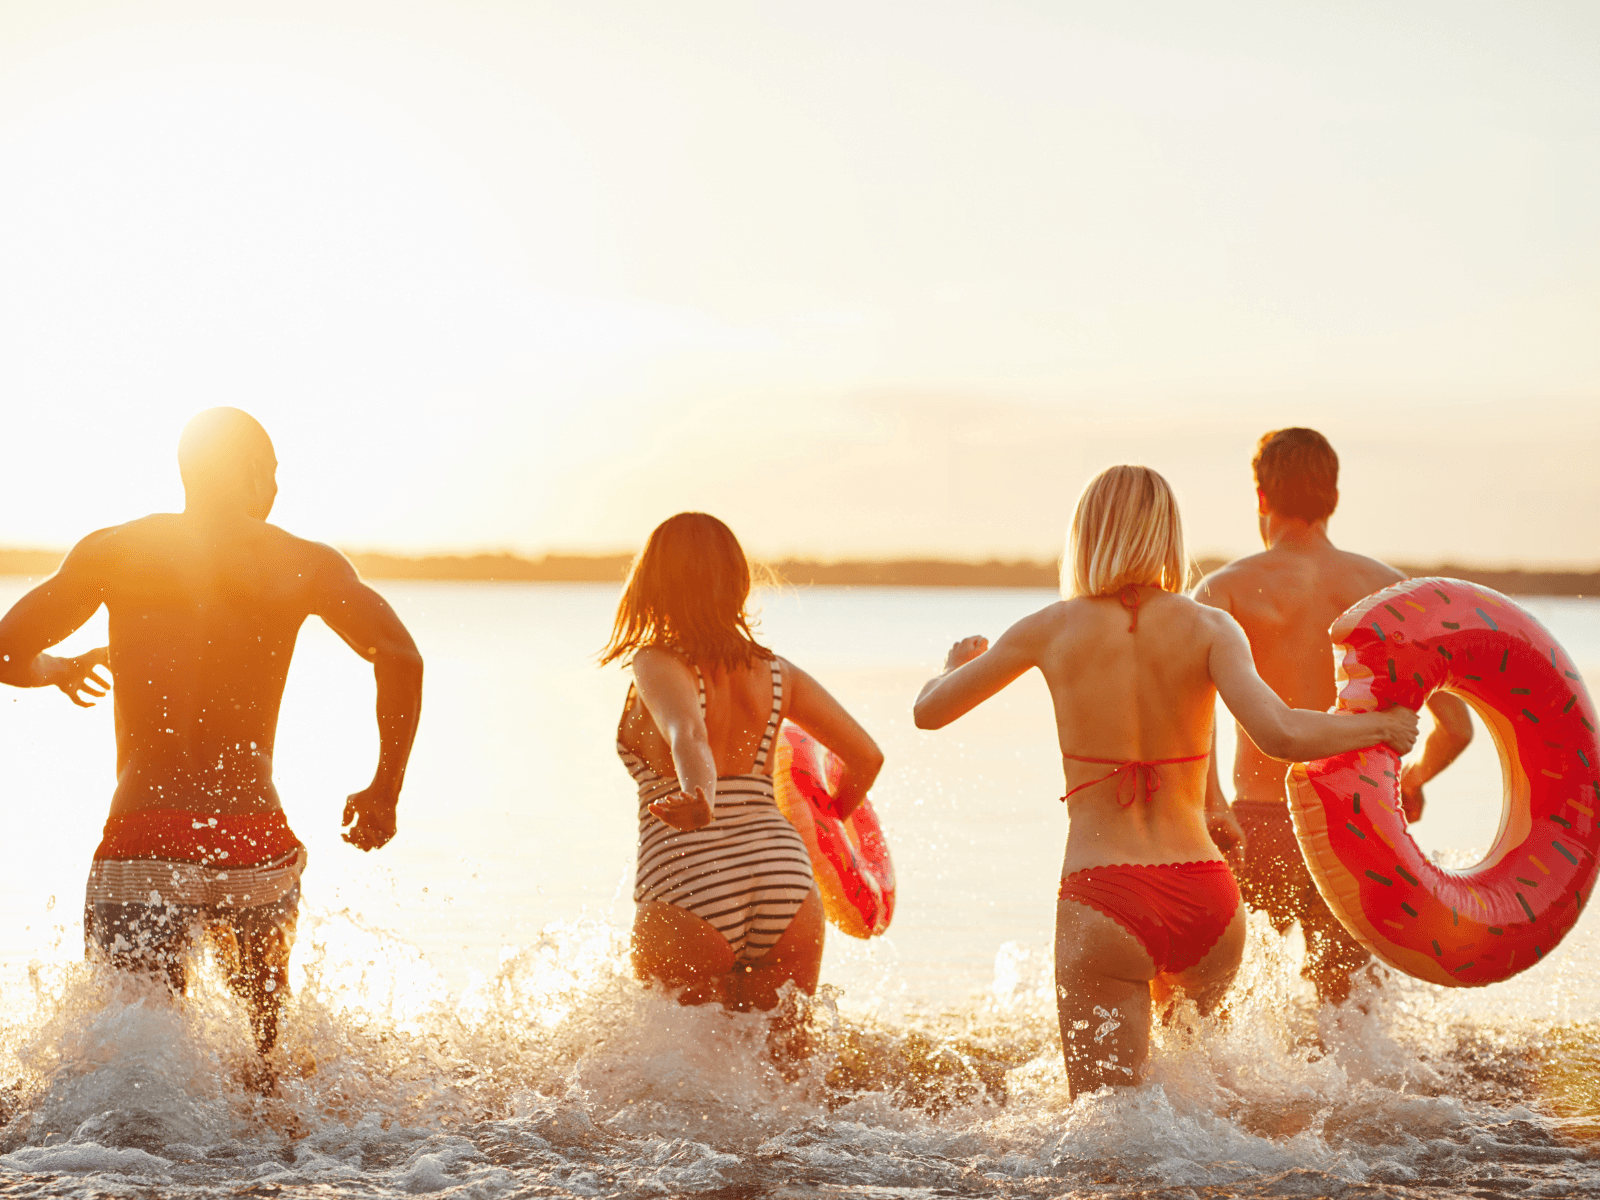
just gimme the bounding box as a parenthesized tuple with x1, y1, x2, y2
(1287, 578, 1599, 987)
(772, 722, 896, 939)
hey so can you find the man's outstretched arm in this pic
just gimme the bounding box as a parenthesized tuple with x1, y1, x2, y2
(1400, 692, 1474, 822)
(0, 535, 112, 706)
(311, 546, 424, 851)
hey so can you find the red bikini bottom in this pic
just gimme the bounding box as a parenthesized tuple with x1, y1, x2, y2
(1058, 860, 1240, 976)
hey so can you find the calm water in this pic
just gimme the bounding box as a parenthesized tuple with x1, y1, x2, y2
(2, 578, 1598, 1198)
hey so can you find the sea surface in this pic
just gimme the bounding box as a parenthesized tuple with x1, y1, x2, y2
(1, 578, 1598, 1199)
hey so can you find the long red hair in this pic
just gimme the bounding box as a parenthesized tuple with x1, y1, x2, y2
(600, 512, 774, 673)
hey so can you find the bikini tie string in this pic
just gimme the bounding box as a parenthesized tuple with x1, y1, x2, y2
(1059, 752, 1211, 807)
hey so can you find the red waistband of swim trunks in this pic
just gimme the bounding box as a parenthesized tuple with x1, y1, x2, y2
(94, 808, 303, 868)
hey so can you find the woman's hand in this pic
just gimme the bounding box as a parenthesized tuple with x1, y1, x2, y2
(650, 785, 713, 832)
(915, 615, 1044, 731)
(944, 635, 989, 672)
(1206, 802, 1246, 867)
(1375, 706, 1420, 756)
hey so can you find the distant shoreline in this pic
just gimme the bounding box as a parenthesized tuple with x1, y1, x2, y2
(2, 547, 1596, 596)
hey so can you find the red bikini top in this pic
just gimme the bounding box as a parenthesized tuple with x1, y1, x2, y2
(1059, 584, 1207, 806)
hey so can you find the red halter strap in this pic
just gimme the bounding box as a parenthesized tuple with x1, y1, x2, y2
(1118, 584, 1143, 632)
(1060, 752, 1210, 807)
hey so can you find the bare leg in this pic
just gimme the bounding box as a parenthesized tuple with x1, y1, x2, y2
(207, 895, 298, 1087)
(1301, 903, 1371, 1007)
(634, 892, 825, 1072)
(85, 900, 193, 995)
(727, 889, 825, 1012)
(1154, 905, 1247, 1017)
(228, 913, 296, 1058)
(1055, 894, 1156, 1097)
(727, 889, 826, 1073)
(631, 901, 736, 1006)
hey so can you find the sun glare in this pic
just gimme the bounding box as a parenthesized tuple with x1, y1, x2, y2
(0, 77, 705, 547)
(0, 4, 1594, 563)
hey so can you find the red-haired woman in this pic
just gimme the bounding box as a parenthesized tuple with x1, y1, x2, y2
(603, 512, 883, 1018)
(914, 466, 1417, 1097)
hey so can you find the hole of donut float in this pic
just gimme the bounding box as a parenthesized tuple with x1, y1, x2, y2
(1405, 697, 1510, 870)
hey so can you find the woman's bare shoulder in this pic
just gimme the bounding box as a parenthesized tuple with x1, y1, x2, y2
(1026, 596, 1082, 625)
(1001, 598, 1082, 645)
(631, 644, 693, 678)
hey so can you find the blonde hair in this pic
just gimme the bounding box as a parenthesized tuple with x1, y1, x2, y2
(1063, 465, 1190, 598)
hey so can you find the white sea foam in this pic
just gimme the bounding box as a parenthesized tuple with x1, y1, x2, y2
(0, 903, 1592, 1200)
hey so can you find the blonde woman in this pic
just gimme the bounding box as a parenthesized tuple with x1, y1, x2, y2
(913, 466, 1417, 1096)
(602, 512, 883, 1019)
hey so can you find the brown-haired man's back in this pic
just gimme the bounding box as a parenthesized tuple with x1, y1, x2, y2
(1196, 427, 1471, 1006)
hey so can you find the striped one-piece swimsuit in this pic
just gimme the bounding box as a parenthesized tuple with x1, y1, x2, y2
(617, 657, 815, 965)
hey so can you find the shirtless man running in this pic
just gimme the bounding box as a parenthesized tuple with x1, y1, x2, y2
(0, 408, 423, 1064)
(1195, 428, 1472, 1006)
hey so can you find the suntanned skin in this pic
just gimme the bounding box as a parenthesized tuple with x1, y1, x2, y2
(0, 489, 423, 839)
(913, 585, 1417, 1099)
(1194, 496, 1472, 1003)
(0, 412, 423, 1068)
(621, 649, 882, 1028)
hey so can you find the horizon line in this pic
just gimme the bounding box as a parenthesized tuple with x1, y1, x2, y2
(1, 547, 1596, 595)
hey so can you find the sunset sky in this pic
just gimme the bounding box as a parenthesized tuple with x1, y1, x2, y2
(0, 2, 1595, 566)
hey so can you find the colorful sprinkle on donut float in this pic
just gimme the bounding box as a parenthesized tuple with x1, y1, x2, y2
(1287, 578, 1599, 987)
(773, 723, 896, 939)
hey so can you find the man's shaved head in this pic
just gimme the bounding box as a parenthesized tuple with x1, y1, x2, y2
(178, 408, 277, 515)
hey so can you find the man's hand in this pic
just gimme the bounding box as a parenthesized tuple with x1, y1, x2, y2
(50, 647, 111, 708)
(1207, 802, 1246, 874)
(650, 785, 713, 832)
(342, 786, 399, 851)
(1400, 761, 1426, 823)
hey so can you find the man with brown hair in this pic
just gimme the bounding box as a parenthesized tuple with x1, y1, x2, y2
(1195, 427, 1472, 1006)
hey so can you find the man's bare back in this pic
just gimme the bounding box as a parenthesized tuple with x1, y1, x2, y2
(57, 512, 416, 828)
(1193, 428, 1471, 1007)
(0, 408, 422, 1065)
(1195, 532, 1401, 803)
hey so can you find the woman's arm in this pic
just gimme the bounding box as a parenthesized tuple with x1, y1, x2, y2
(784, 659, 884, 819)
(631, 648, 717, 831)
(912, 608, 1052, 730)
(1206, 610, 1419, 761)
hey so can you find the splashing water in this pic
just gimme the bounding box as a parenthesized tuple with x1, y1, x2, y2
(5, 584, 1600, 1196)
(1, 904, 1596, 1200)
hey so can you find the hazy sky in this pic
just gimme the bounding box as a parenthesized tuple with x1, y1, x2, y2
(1, 2, 1595, 565)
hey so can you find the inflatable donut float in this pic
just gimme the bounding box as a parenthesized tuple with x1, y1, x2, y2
(773, 722, 896, 938)
(1287, 578, 1599, 986)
